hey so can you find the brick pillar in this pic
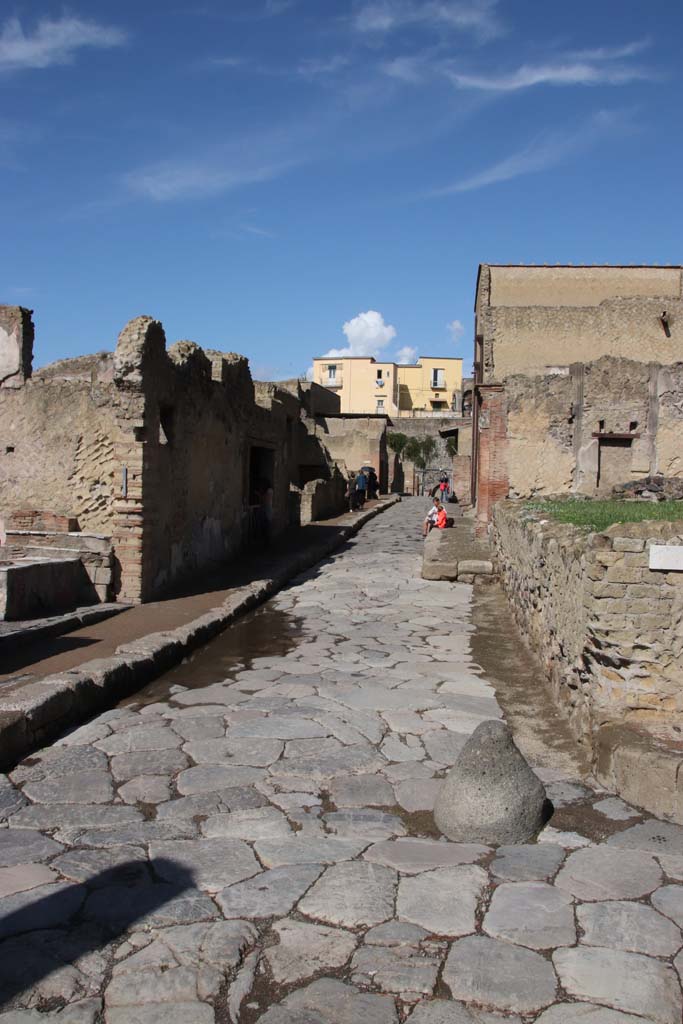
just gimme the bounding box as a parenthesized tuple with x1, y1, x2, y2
(112, 435, 146, 604)
(475, 385, 508, 536)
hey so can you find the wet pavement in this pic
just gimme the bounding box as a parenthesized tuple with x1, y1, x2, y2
(0, 497, 682, 1023)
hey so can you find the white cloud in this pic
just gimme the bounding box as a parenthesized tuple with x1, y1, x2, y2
(395, 345, 418, 364)
(298, 55, 349, 76)
(124, 160, 287, 201)
(204, 56, 245, 69)
(240, 223, 276, 238)
(381, 56, 424, 83)
(323, 310, 397, 358)
(447, 39, 652, 91)
(430, 109, 634, 194)
(447, 319, 464, 341)
(0, 15, 126, 73)
(353, 1, 503, 42)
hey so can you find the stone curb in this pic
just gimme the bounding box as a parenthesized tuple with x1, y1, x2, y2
(594, 722, 683, 825)
(0, 603, 130, 656)
(0, 496, 400, 771)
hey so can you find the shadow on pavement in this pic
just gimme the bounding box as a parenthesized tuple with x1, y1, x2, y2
(0, 858, 195, 1007)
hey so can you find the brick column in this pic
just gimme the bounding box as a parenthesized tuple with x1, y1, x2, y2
(475, 384, 508, 536)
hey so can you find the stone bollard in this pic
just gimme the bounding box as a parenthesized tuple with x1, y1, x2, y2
(433, 720, 548, 845)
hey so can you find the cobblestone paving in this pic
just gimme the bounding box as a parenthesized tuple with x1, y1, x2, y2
(1, 499, 683, 1023)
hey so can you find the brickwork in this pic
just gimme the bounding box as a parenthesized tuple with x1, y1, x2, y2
(474, 386, 508, 535)
(6, 511, 79, 533)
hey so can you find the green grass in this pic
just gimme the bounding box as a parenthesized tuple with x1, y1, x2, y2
(524, 499, 683, 532)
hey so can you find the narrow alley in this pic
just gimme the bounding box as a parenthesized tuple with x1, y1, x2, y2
(0, 499, 682, 1023)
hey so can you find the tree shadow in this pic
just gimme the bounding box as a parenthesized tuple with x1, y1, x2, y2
(0, 857, 197, 1008)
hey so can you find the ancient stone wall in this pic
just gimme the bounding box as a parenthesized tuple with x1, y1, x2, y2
(491, 501, 683, 741)
(0, 365, 121, 536)
(300, 469, 348, 525)
(317, 415, 388, 492)
(0, 308, 347, 605)
(0, 306, 33, 389)
(477, 356, 683, 514)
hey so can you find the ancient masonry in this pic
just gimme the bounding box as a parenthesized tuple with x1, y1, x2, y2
(0, 306, 375, 611)
(471, 264, 683, 529)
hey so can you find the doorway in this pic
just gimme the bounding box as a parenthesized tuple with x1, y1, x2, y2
(597, 438, 632, 492)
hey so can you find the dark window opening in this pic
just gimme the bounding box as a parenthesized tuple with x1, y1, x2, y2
(159, 405, 175, 446)
(598, 419, 605, 432)
(376, 369, 383, 380)
(5, 445, 14, 454)
(629, 421, 638, 432)
(248, 445, 275, 505)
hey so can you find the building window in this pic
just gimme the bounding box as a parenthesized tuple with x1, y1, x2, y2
(431, 368, 446, 389)
(376, 399, 385, 414)
(326, 364, 337, 382)
(376, 369, 383, 380)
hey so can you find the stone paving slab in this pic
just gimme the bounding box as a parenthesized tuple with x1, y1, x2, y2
(0, 499, 681, 1023)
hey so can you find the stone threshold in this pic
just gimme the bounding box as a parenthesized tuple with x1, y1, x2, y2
(0, 496, 400, 772)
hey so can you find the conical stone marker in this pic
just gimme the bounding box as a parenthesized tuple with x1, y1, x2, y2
(433, 719, 548, 845)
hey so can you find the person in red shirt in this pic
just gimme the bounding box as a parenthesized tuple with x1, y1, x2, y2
(436, 504, 448, 529)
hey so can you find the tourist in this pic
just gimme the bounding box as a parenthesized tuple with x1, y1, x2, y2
(368, 467, 379, 500)
(436, 502, 448, 529)
(439, 470, 449, 502)
(354, 468, 368, 507)
(423, 497, 442, 536)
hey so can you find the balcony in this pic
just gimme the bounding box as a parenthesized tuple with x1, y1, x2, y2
(321, 374, 343, 389)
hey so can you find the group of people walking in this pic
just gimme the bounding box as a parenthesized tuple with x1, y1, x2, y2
(349, 466, 378, 509)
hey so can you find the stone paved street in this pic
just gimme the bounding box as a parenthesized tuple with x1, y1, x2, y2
(1, 498, 683, 1023)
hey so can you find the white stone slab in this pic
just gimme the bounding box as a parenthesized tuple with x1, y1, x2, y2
(649, 544, 683, 571)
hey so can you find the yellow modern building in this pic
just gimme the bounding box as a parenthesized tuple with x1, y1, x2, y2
(312, 355, 463, 417)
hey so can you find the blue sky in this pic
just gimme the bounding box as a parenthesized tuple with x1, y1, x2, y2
(2, 1, 681, 377)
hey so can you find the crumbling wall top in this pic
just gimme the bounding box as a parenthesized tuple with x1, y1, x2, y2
(168, 340, 213, 381)
(113, 316, 166, 389)
(0, 306, 34, 389)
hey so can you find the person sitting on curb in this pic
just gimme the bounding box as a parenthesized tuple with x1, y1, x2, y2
(423, 497, 442, 537)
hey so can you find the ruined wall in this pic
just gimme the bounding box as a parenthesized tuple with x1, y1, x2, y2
(300, 469, 348, 525)
(0, 306, 33, 389)
(487, 265, 682, 309)
(655, 364, 683, 478)
(492, 501, 683, 742)
(317, 415, 388, 492)
(112, 320, 264, 600)
(479, 300, 683, 382)
(1, 308, 348, 605)
(0, 361, 121, 536)
(482, 357, 683, 506)
(476, 265, 683, 383)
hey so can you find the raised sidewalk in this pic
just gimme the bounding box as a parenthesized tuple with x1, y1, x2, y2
(0, 496, 399, 769)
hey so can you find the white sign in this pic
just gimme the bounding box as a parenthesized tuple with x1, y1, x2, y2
(649, 545, 683, 571)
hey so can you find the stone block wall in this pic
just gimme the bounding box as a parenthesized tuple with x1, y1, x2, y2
(4, 531, 114, 603)
(0, 357, 121, 538)
(318, 416, 388, 493)
(300, 469, 348, 525)
(491, 501, 683, 740)
(0, 308, 347, 606)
